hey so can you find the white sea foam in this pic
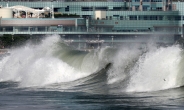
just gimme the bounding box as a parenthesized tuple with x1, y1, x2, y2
(126, 45, 183, 92)
(0, 35, 91, 87)
(1, 35, 184, 92)
(106, 43, 184, 92)
(107, 45, 142, 84)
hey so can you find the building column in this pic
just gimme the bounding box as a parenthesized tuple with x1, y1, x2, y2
(38, 12, 39, 18)
(52, 5, 54, 19)
(139, 0, 143, 11)
(45, 27, 47, 32)
(26, 10, 28, 18)
(35, 27, 38, 32)
(86, 18, 89, 32)
(78, 35, 81, 49)
(18, 10, 20, 18)
(28, 27, 30, 32)
(75, 19, 78, 31)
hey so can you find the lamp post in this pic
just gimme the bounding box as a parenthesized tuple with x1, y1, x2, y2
(12, 34, 14, 41)
(111, 36, 114, 47)
(97, 34, 100, 48)
(0, 16, 1, 27)
(78, 35, 81, 50)
(11, 34, 14, 47)
(52, 5, 54, 19)
(0, 19, 1, 38)
(62, 34, 65, 38)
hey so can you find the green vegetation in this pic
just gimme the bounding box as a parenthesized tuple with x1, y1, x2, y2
(0, 35, 37, 49)
(44, 12, 80, 18)
(176, 37, 184, 46)
(54, 13, 80, 18)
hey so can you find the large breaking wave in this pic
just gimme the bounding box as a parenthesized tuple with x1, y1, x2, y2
(0, 35, 184, 93)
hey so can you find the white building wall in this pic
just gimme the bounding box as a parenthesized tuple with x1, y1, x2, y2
(0, 8, 13, 18)
(95, 11, 106, 20)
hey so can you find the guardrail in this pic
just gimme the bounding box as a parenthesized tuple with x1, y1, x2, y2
(0, 31, 180, 35)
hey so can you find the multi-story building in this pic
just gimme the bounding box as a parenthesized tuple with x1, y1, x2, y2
(0, 0, 184, 48)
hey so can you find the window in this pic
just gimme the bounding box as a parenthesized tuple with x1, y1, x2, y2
(130, 15, 137, 20)
(151, 0, 162, 2)
(82, 7, 93, 11)
(175, 16, 181, 20)
(120, 16, 124, 20)
(143, 6, 149, 11)
(145, 0, 149, 1)
(158, 16, 163, 20)
(65, 6, 69, 12)
(95, 7, 107, 11)
(113, 7, 122, 11)
(150, 16, 157, 20)
(156, 7, 162, 11)
(144, 16, 148, 20)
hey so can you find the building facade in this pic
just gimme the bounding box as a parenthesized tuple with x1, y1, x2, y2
(0, 0, 184, 48)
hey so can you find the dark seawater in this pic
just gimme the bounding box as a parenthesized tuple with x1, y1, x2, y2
(0, 82, 184, 110)
(1, 35, 184, 110)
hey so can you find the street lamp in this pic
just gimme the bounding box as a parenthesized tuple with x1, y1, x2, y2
(97, 35, 100, 48)
(0, 16, 1, 27)
(62, 34, 65, 38)
(78, 35, 81, 50)
(11, 34, 14, 46)
(111, 36, 114, 47)
(12, 34, 14, 41)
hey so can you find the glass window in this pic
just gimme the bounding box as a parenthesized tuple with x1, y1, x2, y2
(175, 16, 181, 20)
(130, 15, 137, 20)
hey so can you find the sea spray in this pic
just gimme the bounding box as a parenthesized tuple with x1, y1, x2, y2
(176, 51, 184, 87)
(0, 35, 114, 87)
(1, 35, 184, 92)
(126, 45, 183, 92)
(0, 35, 91, 87)
(107, 45, 142, 84)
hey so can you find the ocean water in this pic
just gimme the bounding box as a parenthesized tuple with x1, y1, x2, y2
(0, 35, 184, 110)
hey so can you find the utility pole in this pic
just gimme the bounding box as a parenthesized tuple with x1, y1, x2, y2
(111, 36, 114, 47)
(0, 17, 2, 36)
(0, 16, 1, 27)
(97, 34, 100, 48)
(78, 35, 81, 50)
(11, 34, 14, 47)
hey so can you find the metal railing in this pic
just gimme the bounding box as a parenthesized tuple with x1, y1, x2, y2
(0, 31, 181, 35)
